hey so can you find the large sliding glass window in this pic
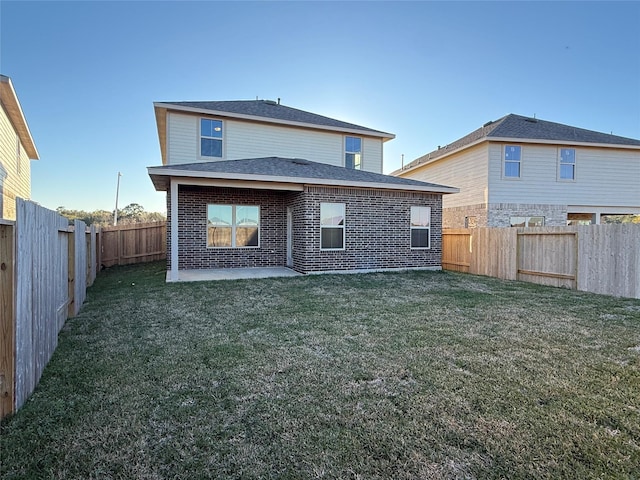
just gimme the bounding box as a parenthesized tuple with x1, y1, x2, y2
(207, 205, 259, 248)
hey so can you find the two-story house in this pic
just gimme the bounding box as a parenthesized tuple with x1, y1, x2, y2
(0, 75, 39, 220)
(147, 100, 458, 281)
(394, 114, 640, 227)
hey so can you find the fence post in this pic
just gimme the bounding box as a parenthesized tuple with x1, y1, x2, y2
(67, 230, 75, 318)
(0, 222, 15, 418)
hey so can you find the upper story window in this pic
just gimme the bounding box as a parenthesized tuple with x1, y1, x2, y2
(504, 145, 521, 178)
(201, 118, 223, 158)
(345, 136, 362, 170)
(559, 148, 576, 180)
(320, 202, 345, 250)
(410, 206, 431, 249)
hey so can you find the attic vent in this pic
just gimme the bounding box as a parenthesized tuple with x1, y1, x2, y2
(525, 117, 538, 123)
(483, 120, 494, 127)
(264, 99, 278, 106)
(291, 159, 310, 165)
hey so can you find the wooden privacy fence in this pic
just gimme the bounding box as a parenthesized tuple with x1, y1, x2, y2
(100, 221, 166, 268)
(0, 200, 97, 420)
(442, 225, 640, 299)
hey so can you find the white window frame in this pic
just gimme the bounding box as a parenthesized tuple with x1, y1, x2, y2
(503, 145, 522, 179)
(320, 202, 345, 251)
(558, 147, 576, 181)
(510, 216, 545, 227)
(345, 136, 362, 170)
(200, 118, 224, 159)
(410, 206, 431, 249)
(207, 204, 260, 249)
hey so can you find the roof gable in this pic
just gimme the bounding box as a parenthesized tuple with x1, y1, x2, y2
(0, 75, 39, 160)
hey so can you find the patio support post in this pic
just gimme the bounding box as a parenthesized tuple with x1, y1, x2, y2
(170, 179, 179, 282)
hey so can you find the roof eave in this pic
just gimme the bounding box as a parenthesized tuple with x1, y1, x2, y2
(154, 105, 168, 165)
(487, 136, 640, 150)
(147, 166, 459, 195)
(394, 138, 488, 176)
(0, 75, 39, 160)
(153, 102, 396, 140)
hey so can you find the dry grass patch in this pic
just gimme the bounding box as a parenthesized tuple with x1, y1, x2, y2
(1, 261, 639, 479)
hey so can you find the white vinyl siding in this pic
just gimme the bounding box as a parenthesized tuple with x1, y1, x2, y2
(226, 120, 343, 166)
(362, 137, 383, 173)
(0, 105, 31, 219)
(399, 144, 488, 209)
(167, 113, 198, 164)
(165, 112, 385, 173)
(489, 143, 640, 207)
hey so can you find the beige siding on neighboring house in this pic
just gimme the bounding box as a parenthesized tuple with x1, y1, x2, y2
(401, 143, 487, 208)
(488, 143, 640, 207)
(165, 112, 385, 173)
(0, 105, 31, 219)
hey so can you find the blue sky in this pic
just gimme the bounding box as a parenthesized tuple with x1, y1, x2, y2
(2, 0, 639, 214)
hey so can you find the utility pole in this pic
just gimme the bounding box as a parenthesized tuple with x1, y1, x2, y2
(114, 172, 122, 226)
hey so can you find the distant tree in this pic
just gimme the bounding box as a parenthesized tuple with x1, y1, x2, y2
(57, 204, 165, 227)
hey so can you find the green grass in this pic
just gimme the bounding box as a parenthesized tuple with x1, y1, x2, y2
(2, 262, 639, 479)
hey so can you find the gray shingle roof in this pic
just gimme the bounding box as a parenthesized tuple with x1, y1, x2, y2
(400, 114, 640, 172)
(157, 100, 394, 138)
(148, 157, 457, 193)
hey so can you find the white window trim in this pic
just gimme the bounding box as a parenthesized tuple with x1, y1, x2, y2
(410, 206, 431, 250)
(199, 117, 224, 160)
(557, 147, 577, 182)
(503, 145, 522, 180)
(345, 136, 363, 170)
(320, 202, 346, 251)
(207, 204, 260, 249)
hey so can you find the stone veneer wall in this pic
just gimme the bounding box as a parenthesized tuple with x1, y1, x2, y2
(443, 204, 489, 228)
(488, 203, 567, 227)
(291, 186, 443, 273)
(442, 203, 568, 228)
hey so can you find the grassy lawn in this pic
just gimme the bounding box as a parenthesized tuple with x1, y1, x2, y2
(1, 262, 639, 479)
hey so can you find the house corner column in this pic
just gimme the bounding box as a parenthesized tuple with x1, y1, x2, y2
(169, 179, 179, 281)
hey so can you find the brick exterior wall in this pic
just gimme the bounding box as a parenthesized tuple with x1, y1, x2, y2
(167, 184, 444, 273)
(173, 185, 288, 270)
(291, 186, 442, 272)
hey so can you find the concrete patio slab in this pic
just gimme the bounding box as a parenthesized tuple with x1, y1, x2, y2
(167, 267, 302, 282)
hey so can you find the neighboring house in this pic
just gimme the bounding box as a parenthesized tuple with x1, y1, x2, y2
(394, 114, 640, 227)
(0, 75, 39, 220)
(148, 100, 458, 280)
